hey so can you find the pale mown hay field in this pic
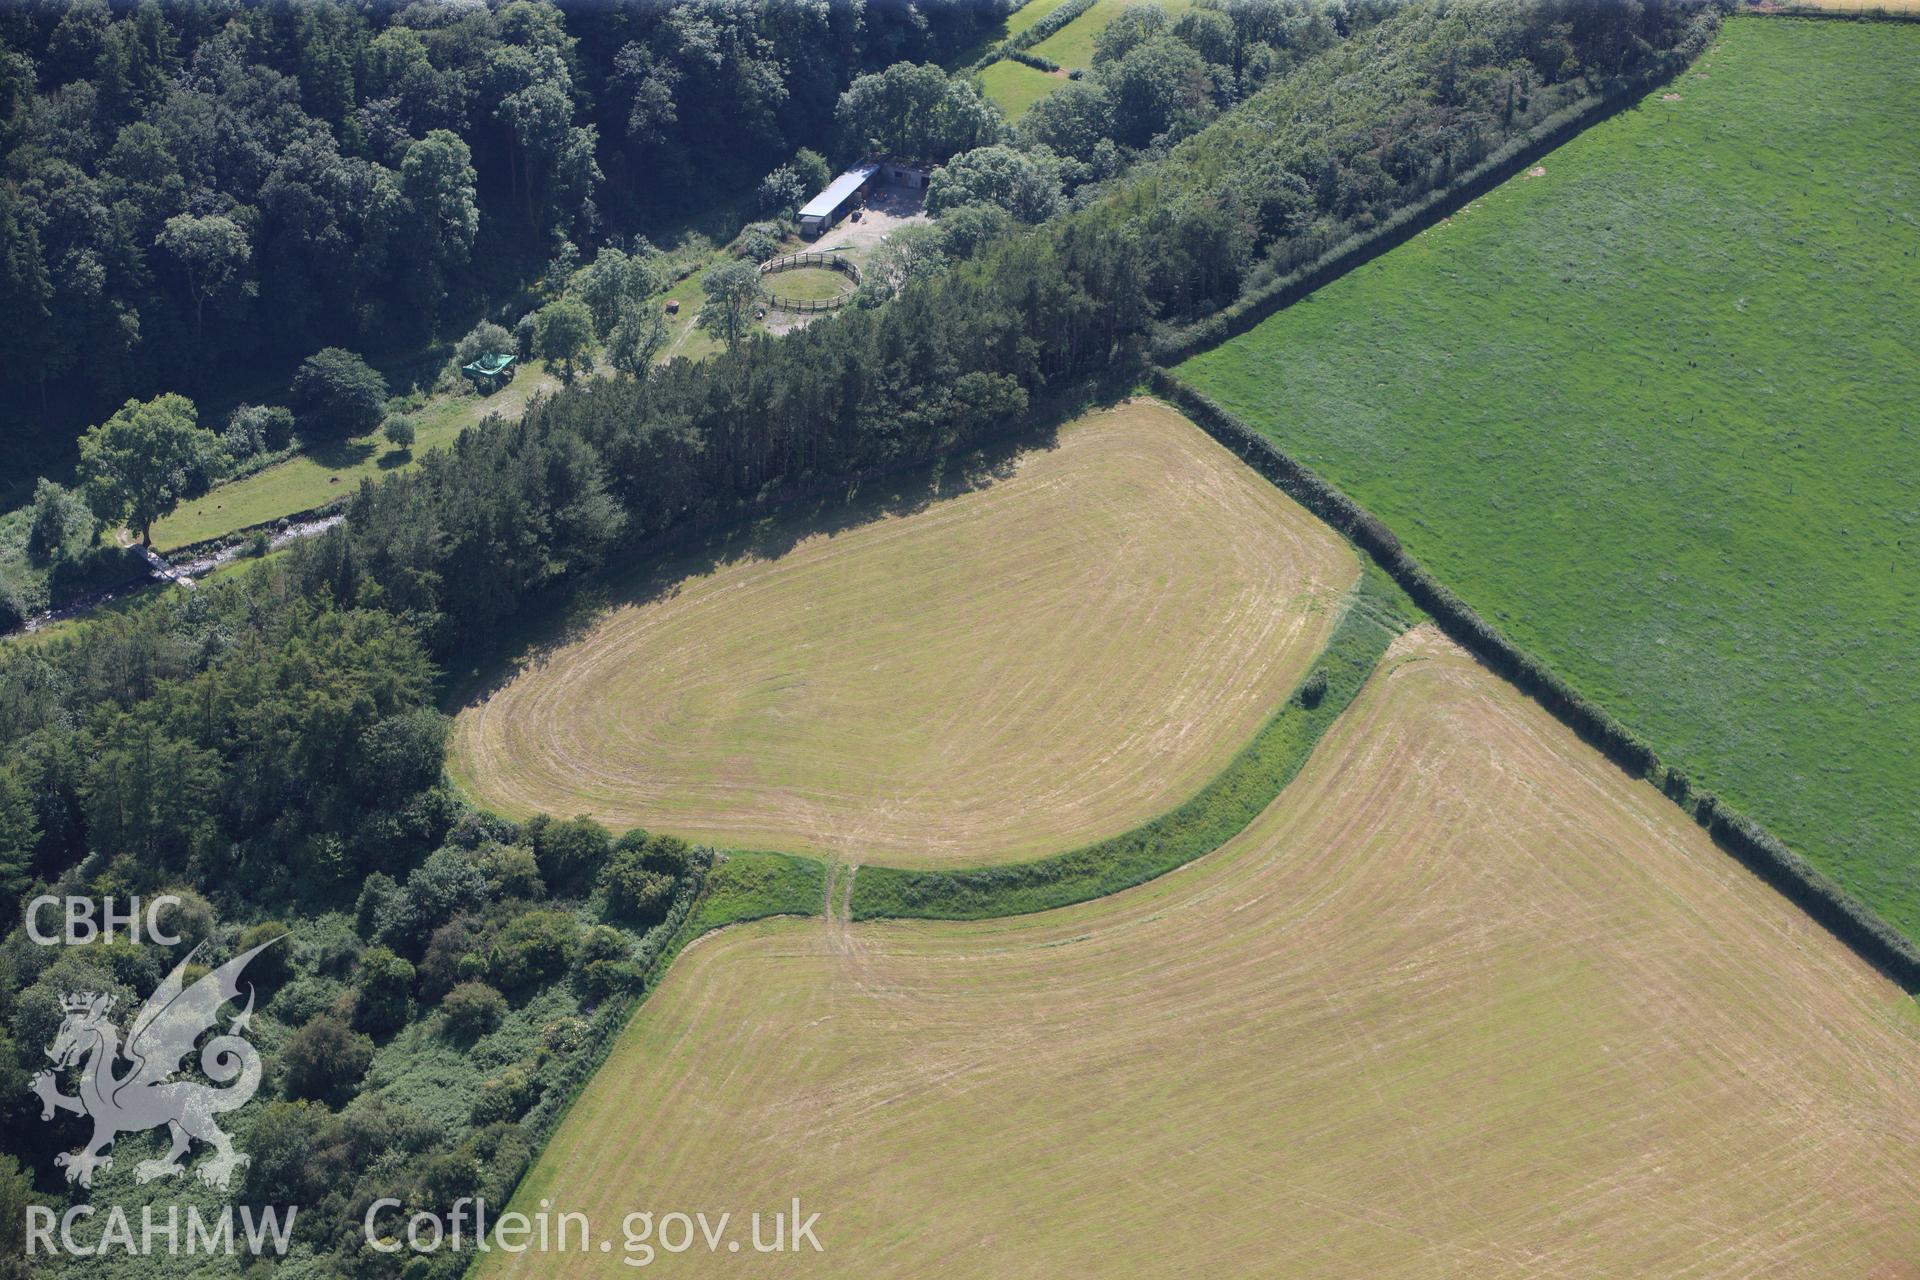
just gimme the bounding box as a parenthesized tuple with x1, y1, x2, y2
(450, 400, 1358, 865)
(484, 629, 1920, 1278)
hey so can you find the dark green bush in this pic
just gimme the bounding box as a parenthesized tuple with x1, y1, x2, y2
(45, 544, 148, 605)
(529, 814, 612, 892)
(352, 946, 415, 1034)
(236, 921, 294, 988)
(470, 1064, 541, 1126)
(440, 981, 507, 1041)
(280, 1015, 374, 1105)
(291, 348, 388, 440)
(487, 909, 580, 990)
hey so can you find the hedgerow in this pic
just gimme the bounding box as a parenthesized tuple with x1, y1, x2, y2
(1147, 371, 1920, 991)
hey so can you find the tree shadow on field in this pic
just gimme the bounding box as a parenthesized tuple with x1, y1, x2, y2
(303, 436, 378, 469)
(438, 417, 1075, 713)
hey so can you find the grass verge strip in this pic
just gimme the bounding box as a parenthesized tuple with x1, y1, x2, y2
(850, 566, 1417, 921)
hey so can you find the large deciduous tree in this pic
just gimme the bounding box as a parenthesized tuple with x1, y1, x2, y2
(697, 259, 761, 351)
(75, 392, 220, 545)
(155, 213, 250, 343)
(835, 62, 1001, 164)
(533, 296, 594, 381)
(292, 347, 388, 439)
(398, 130, 479, 333)
(572, 246, 659, 339)
(606, 307, 669, 377)
(928, 145, 1063, 223)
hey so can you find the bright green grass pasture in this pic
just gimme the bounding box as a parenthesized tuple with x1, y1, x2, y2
(1032, 0, 1193, 68)
(1007, 0, 1080, 37)
(762, 265, 853, 303)
(979, 58, 1067, 119)
(147, 360, 558, 550)
(1179, 18, 1920, 940)
(679, 850, 827, 939)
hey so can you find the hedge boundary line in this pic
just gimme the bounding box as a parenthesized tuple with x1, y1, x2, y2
(1010, 0, 1095, 52)
(972, 0, 1097, 70)
(1005, 48, 1063, 73)
(1743, 3, 1920, 21)
(850, 572, 1414, 921)
(1151, 52, 1700, 368)
(1148, 373, 1920, 992)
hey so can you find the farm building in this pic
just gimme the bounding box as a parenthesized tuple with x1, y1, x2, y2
(798, 162, 879, 238)
(878, 159, 929, 189)
(796, 159, 930, 238)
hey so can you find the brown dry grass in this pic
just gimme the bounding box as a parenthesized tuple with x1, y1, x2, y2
(486, 629, 1920, 1278)
(449, 401, 1357, 865)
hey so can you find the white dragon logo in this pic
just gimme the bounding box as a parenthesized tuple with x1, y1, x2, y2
(30, 938, 279, 1190)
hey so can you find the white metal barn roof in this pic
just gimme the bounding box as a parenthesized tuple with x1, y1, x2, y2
(798, 163, 879, 221)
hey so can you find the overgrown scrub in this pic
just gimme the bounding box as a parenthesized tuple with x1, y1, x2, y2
(673, 851, 828, 944)
(1, 801, 714, 1280)
(1099, 0, 1718, 326)
(851, 572, 1416, 921)
(1148, 71, 1697, 367)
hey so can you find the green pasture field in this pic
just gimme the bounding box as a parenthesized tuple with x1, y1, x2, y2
(762, 265, 854, 304)
(978, 58, 1068, 119)
(1178, 18, 1920, 939)
(1031, 0, 1193, 68)
(1007, 0, 1079, 38)
(147, 360, 559, 550)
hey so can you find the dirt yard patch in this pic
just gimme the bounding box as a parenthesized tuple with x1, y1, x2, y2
(811, 183, 930, 264)
(449, 400, 1358, 865)
(484, 628, 1920, 1278)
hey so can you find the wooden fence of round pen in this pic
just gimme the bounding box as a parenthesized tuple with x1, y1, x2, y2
(760, 251, 862, 312)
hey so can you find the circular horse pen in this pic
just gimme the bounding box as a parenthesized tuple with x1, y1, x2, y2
(760, 251, 861, 313)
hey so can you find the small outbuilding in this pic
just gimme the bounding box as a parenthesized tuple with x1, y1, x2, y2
(878, 159, 929, 190)
(462, 353, 516, 394)
(797, 162, 880, 238)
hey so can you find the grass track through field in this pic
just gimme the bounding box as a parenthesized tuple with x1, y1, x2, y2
(449, 400, 1359, 867)
(1177, 17, 1920, 941)
(481, 627, 1920, 1279)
